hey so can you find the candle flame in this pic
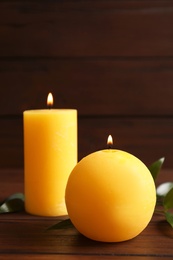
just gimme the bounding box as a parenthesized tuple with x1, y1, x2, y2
(107, 135, 113, 148)
(47, 92, 53, 108)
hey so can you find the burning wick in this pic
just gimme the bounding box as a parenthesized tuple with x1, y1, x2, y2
(107, 135, 113, 149)
(47, 92, 53, 109)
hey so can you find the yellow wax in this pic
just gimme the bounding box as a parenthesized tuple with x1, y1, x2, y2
(24, 109, 77, 216)
(65, 149, 156, 242)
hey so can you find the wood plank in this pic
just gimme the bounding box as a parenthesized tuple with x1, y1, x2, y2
(1, 256, 169, 260)
(0, 59, 173, 116)
(79, 116, 173, 169)
(0, 208, 172, 257)
(0, 116, 23, 168)
(0, 218, 172, 256)
(0, 116, 173, 168)
(1, 256, 167, 260)
(0, 1, 173, 57)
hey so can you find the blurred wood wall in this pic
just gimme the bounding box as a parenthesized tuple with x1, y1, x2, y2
(1, 1, 173, 168)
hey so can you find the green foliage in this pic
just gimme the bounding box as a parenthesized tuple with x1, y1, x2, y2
(148, 157, 173, 229)
(162, 188, 173, 228)
(165, 212, 173, 228)
(148, 157, 165, 181)
(0, 193, 24, 213)
(47, 218, 73, 230)
(163, 187, 173, 211)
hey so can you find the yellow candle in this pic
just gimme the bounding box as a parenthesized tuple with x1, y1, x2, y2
(65, 135, 156, 242)
(24, 93, 77, 216)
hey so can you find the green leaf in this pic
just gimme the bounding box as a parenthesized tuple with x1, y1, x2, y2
(48, 218, 74, 230)
(148, 157, 165, 181)
(163, 187, 173, 211)
(0, 193, 24, 213)
(157, 182, 173, 197)
(165, 212, 173, 228)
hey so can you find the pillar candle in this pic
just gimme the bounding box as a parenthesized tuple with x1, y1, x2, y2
(24, 93, 77, 216)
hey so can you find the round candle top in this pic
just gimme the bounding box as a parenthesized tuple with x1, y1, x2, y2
(24, 109, 77, 114)
(65, 148, 156, 242)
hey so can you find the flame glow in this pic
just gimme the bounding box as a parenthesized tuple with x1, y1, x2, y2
(107, 135, 113, 147)
(47, 92, 53, 107)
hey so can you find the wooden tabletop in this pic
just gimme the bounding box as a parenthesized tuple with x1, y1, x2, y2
(0, 168, 173, 260)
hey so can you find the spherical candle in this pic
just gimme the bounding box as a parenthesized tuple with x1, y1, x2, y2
(65, 137, 156, 242)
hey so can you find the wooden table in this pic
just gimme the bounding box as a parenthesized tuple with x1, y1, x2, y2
(0, 168, 173, 260)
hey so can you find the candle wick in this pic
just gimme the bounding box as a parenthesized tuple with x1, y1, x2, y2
(47, 104, 53, 109)
(107, 143, 112, 149)
(107, 135, 113, 149)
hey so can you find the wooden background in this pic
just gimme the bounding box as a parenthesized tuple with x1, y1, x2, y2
(1, 1, 173, 169)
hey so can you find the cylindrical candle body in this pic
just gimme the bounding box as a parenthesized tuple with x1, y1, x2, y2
(24, 109, 77, 216)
